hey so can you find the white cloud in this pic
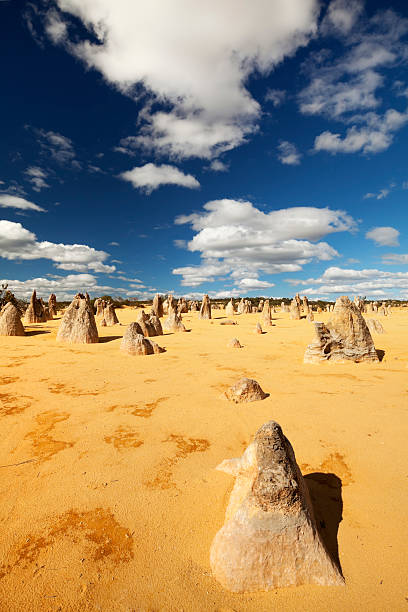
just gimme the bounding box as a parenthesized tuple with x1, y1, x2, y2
(24, 166, 50, 192)
(287, 265, 408, 298)
(382, 253, 408, 265)
(366, 226, 400, 247)
(44, 0, 319, 159)
(277, 140, 301, 165)
(109, 241, 119, 246)
(172, 199, 356, 287)
(301, 7, 408, 155)
(265, 88, 286, 106)
(33, 128, 80, 168)
(363, 188, 389, 200)
(314, 108, 408, 154)
(0, 220, 113, 272)
(208, 160, 229, 172)
(322, 0, 364, 35)
(119, 163, 200, 193)
(0, 194, 45, 212)
(237, 278, 275, 290)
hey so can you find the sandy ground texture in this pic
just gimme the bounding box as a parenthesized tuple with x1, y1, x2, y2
(0, 305, 407, 611)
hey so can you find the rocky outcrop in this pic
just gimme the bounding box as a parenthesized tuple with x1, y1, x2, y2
(255, 322, 263, 334)
(137, 310, 163, 337)
(48, 293, 57, 317)
(228, 338, 242, 348)
(210, 420, 344, 592)
(104, 303, 119, 326)
(225, 378, 267, 403)
(257, 300, 264, 313)
(366, 319, 385, 334)
(302, 296, 310, 315)
(354, 296, 365, 312)
(199, 294, 212, 320)
(94, 298, 105, 317)
(177, 298, 189, 314)
(190, 301, 199, 311)
(261, 300, 272, 326)
(290, 297, 301, 320)
(120, 322, 164, 355)
(151, 294, 164, 318)
(25, 290, 47, 323)
(0, 303, 25, 336)
(163, 310, 186, 332)
(304, 296, 379, 363)
(56, 294, 99, 344)
(225, 300, 235, 317)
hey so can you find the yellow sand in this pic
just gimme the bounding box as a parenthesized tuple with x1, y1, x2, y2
(0, 306, 407, 611)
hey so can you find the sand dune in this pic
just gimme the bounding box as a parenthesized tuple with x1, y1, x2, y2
(0, 307, 407, 611)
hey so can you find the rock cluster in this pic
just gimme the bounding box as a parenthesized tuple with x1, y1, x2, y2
(25, 290, 47, 323)
(225, 378, 267, 403)
(57, 294, 99, 344)
(137, 310, 163, 336)
(210, 420, 344, 591)
(0, 302, 25, 336)
(120, 322, 164, 355)
(304, 296, 379, 363)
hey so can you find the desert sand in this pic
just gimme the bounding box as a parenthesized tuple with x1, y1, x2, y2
(0, 306, 407, 611)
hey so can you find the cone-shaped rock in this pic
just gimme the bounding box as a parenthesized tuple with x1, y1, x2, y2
(163, 310, 186, 332)
(199, 294, 212, 320)
(225, 300, 235, 317)
(25, 290, 47, 323)
(304, 296, 379, 363)
(290, 297, 301, 320)
(228, 338, 242, 348)
(151, 293, 164, 318)
(366, 319, 385, 334)
(104, 303, 119, 326)
(210, 421, 344, 592)
(120, 323, 164, 355)
(48, 293, 57, 317)
(255, 322, 263, 334)
(0, 303, 25, 336)
(225, 378, 267, 403)
(57, 295, 98, 344)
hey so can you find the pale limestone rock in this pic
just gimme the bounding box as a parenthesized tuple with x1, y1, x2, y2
(225, 378, 267, 403)
(190, 300, 199, 311)
(228, 338, 242, 348)
(225, 300, 235, 317)
(210, 421, 344, 592)
(163, 310, 186, 332)
(48, 293, 57, 317)
(25, 290, 47, 323)
(302, 296, 310, 315)
(220, 320, 237, 326)
(0, 303, 25, 336)
(200, 294, 212, 319)
(366, 319, 385, 334)
(177, 298, 188, 314)
(255, 322, 263, 334)
(257, 300, 264, 313)
(137, 310, 163, 337)
(103, 303, 119, 326)
(151, 294, 164, 318)
(261, 300, 272, 326)
(354, 296, 365, 313)
(237, 298, 244, 314)
(94, 298, 105, 317)
(307, 311, 314, 322)
(304, 296, 378, 363)
(120, 323, 164, 355)
(57, 295, 98, 344)
(290, 297, 301, 320)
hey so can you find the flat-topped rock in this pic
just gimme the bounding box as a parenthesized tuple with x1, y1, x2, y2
(210, 420, 344, 592)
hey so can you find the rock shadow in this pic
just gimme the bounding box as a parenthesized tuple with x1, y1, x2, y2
(99, 335, 122, 343)
(25, 330, 51, 336)
(304, 472, 343, 575)
(376, 349, 385, 361)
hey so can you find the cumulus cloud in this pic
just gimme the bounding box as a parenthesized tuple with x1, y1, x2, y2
(24, 166, 50, 192)
(172, 199, 356, 288)
(0, 220, 113, 272)
(289, 265, 408, 297)
(0, 194, 45, 212)
(42, 0, 319, 159)
(277, 140, 302, 165)
(301, 6, 408, 155)
(119, 163, 200, 193)
(365, 226, 400, 247)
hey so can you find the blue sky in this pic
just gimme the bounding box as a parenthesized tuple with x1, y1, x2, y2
(2, 0, 408, 300)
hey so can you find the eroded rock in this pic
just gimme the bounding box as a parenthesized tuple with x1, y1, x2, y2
(120, 323, 164, 355)
(210, 420, 344, 592)
(228, 338, 242, 348)
(0, 303, 25, 336)
(225, 377, 266, 403)
(56, 294, 99, 344)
